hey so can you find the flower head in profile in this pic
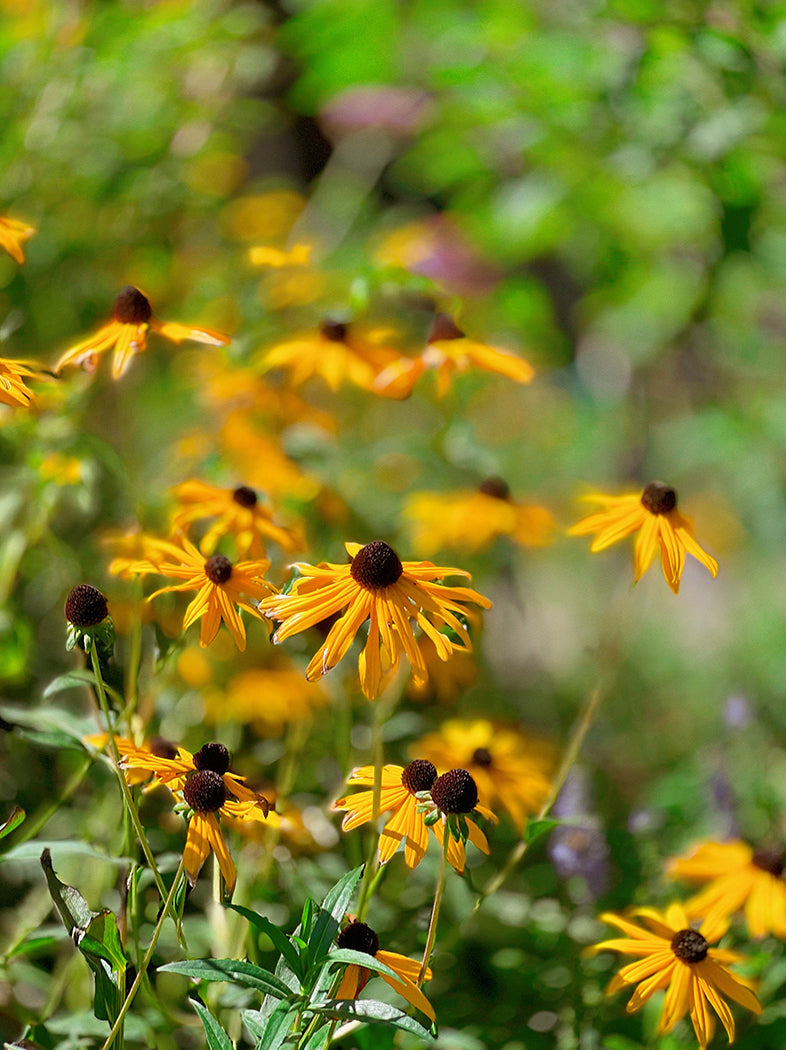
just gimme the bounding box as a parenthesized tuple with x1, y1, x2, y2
(591, 903, 760, 1048)
(171, 479, 302, 560)
(335, 919, 435, 1022)
(84, 733, 180, 788)
(259, 540, 491, 700)
(110, 533, 273, 651)
(334, 761, 496, 873)
(54, 286, 229, 379)
(118, 740, 271, 893)
(258, 318, 399, 392)
(0, 216, 35, 263)
(669, 840, 786, 940)
(373, 313, 534, 399)
(405, 477, 555, 557)
(414, 719, 553, 830)
(568, 481, 718, 593)
(0, 358, 40, 408)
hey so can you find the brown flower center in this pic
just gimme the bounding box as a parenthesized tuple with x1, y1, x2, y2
(753, 845, 785, 877)
(428, 313, 464, 342)
(670, 928, 708, 963)
(431, 768, 479, 814)
(472, 747, 493, 768)
(183, 769, 226, 812)
(193, 742, 231, 774)
(401, 759, 438, 795)
(205, 554, 233, 584)
(149, 736, 178, 760)
(337, 920, 379, 956)
(232, 485, 258, 508)
(112, 286, 152, 325)
(320, 318, 348, 342)
(478, 477, 511, 501)
(350, 541, 403, 590)
(65, 584, 108, 627)
(641, 482, 677, 516)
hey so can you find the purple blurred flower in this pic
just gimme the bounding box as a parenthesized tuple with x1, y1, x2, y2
(723, 694, 753, 730)
(320, 85, 433, 138)
(549, 823, 610, 900)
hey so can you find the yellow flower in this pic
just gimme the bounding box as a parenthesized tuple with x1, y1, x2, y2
(373, 313, 534, 399)
(335, 919, 435, 1022)
(334, 762, 497, 873)
(568, 481, 718, 593)
(204, 664, 328, 733)
(110, 533, 273, 651)
(54, 286, 229, 379)
(219, 410, 321, 501)
(669, 840, 786, 939)
(258, 319, 400, 392)
(259, 540, 491, 700)
(405, 633, 477, 703)
(591, 903, 761, 1048)
(118, 740, 271, 893)
(248, 243, 312, 268)
(84, 733, 181, 788)
(171, 479, 302, 560)
(0, 357, 39, 408)
(0, 215, 35, 264)
(38, 452, 84, 486)
(414, 719, 553, 830)
(405, 477, 555, 557)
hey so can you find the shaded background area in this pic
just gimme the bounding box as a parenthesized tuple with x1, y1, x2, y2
(1, 0, 786, 1047)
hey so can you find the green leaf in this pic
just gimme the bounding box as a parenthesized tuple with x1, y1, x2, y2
(324, 949, 399, 980)
(240, 1009, 267, 1043)
(312, 999, 435, 1041)
(300, 895, 314, 939)
(307, 866, 363, 965)
(523, 818, 561, 847)
(2, 840, 132, 865)
(190, 998, 235, 1050)
(300, 1023, 332, 1050)
(227, 904, 304, 981)
(158, 959, 294, 999)
(248, 1001, 299, 1050)
(0, 805, 24, 841)
(42, 669, 99, 698)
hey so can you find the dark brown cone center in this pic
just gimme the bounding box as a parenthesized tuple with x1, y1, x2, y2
(193, 742, 231, 774)
(428, 313, 464, 342)
(112, 286, 152, 325)
(320, 319, 348, 342)
(478, 477, 511, 501)
(183, 769, 226, 812)
(753, 846, 785, 877)
(205, 554, 233, 584)
(149, 736, 178, 760)
(670, 928, 708, 963)
(401, 759, 438, 795)
(350, 541, 403, 590)
(431, 768, 479, 814)
(472, 747, 493, 768)
(65, 584, 108, 627)
(641, 481, 677, 516)
(232, 485, 258, 508)
(337, 920, 379, 957)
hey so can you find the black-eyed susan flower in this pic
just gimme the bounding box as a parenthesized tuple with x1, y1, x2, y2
(170, 479, 302, 560)
(258, 318, 400, 392)
(568, 481, 718, 594)
(110, 533, 273, 651)
(0, 357, 39, 408)
(334, 761, 496, 873)
(64, 583, 114, 654)
(591, 903, 761, 1048)
(373, 313, 535, 399)
(84, 733, 180, 788)
(335, 919, 435, 1022)
(259, 540, 491, 700)
(669, 840, 786, 940)
(54, 286, 229, 379)
(204, 664, 328, 734)
(414, 719, 554, 831)
(0, 215, 35, 263)
(118, 740, 271, 893)
(405, 477, 555, 557)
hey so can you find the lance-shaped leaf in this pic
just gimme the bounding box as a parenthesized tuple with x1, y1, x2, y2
(307, 866, 363, 966)
(311, 998, 435, 1041)
(158, 958, 295, 999)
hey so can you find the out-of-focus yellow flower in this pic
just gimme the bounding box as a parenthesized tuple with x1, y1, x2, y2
(405, 477, 555, 557)
(374, 314, 534, 399)
(223, 191, 306, 242)
(176, 646, 214, 689)
(204, 665, 327, 733)
(405, 633, 477, 704)
(55, 286, 229, 379)
(219, 410, 321, 501)
(0, 358, 39, 408)
(171, 479, 302, 560)
(260, 540, 491, 700)
(0, 216, 35, 264)
(414, 719, 553, 830)
(38, 452, 84, 486)
(568, 481, 718, 594)
(259, 319, 400, 392)
(249, 243, 312, 268)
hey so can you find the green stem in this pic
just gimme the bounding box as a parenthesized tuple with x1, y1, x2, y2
(356, 698, 387, 921)
(123, 584, 143, 722)
(418, 826, 450, 985)
(89, 640, 186, 948)
(100, 859, 186, 1050)
(473, 684, 603, 911)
